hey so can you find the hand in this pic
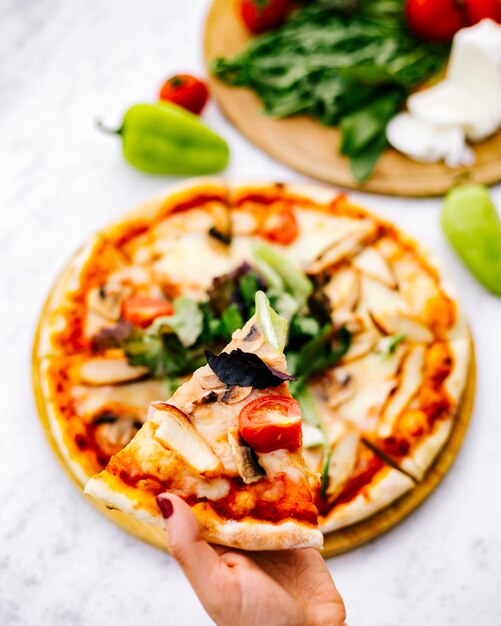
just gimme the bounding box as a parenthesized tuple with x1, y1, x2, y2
(157, 494, 346, 626)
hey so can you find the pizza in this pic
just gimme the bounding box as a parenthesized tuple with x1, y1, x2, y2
(85, 295, 323, 550)
(35, 178, 472, 538)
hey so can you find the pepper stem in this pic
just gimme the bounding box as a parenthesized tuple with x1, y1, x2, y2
(95, 118, 121, 135)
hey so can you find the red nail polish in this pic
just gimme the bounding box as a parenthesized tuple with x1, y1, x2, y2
(157, 496, 174, 519)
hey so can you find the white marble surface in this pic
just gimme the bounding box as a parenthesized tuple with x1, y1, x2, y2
(1, 1, 501, 624)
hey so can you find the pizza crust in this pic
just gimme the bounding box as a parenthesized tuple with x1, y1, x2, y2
(319, 466, 415, 534)
(85, 472, 323, 551)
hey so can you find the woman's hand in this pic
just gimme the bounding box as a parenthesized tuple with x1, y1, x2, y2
(157, 494, 346, 626)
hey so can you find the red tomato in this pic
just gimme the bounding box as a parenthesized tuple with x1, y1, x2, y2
(239, 396, 302, 453)
(464, 0, 501, 24)
(405, 0, 467, 41)
(122, 296, 173, 328)
(159, 74, 209, 115)
(260, 202, 299, 245)
(240, 0, 291, 34)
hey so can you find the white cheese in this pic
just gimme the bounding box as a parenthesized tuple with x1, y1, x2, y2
(387, 19, 501, 164)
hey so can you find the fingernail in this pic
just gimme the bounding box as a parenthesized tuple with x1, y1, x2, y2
(156, 496, 174, 519)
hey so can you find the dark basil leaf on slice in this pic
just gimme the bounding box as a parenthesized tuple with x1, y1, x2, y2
(205, 349, 296, 389)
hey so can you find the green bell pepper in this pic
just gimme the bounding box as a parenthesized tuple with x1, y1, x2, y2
(97, 102, 229, 175)
(441, 184, 501, 297)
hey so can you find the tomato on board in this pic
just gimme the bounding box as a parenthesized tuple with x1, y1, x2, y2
(122, 296, 173, 328)
(406, 0, 501, 41)
(240, 0, 291, 34)
(239, 395, 302, 453)
(159, 74, 209, 115)
(260, 202, 299, 245)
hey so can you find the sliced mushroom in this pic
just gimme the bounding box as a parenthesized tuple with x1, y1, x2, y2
(353, 246, 397, 289)
(241, 324, 265, 352)
(222, 386, 253, 405)
(369, 310, 434, 343)
(306, 221, 376, 274)
(87, 286, 124, 321)
(152, 402, 223, 477)
(208, 203, 232, 245)
(378, 345, 425, 438)
(92, 413, 142, 458)
(198, 371, 227, 392)
(78, 357, 149, 385)
(324, 370, 357, 409)
(227, 431, 266, 484)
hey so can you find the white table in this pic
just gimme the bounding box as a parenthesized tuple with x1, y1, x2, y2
(1, 1, 500, 624)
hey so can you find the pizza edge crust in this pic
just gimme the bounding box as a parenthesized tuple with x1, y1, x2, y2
(319, 465, 414, 534)
(85, 471, 324, 551)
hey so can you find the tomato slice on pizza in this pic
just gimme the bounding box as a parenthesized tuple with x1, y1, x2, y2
(85, 294, 323, 550)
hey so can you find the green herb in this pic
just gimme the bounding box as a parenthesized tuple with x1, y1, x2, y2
(147, 296, 203, 347)
(253, 242, 313, 307)
(294, 384, 331, 498)
(212, 0, 447, 180)
(255, 290, 288, 353)
(385, 333, 407, 355)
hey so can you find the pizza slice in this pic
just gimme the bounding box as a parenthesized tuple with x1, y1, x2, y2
(85, 293, 323, 550)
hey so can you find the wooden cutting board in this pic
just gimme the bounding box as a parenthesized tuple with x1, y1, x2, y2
(32, 288, 476, 558)
(204, 0, 501, 197)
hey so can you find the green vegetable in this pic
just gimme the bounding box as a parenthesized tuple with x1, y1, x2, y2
(378, 333, 406, 356)
(212, 0, 447, 181)
(441, 184, 501, 297)
(97, 102, 229, 175)
(255, 291, 288, 353)
(148, 296, 203, 347)
(253, 242, 313, 307)
(294, 385, 331, 498)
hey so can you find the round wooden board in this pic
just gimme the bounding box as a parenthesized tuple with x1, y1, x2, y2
(32, 284, 476, 559)
(204, 0, 501, 197)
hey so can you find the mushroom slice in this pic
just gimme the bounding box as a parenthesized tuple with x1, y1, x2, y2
(324, 369, 357, 409)
(208, 202, 232, 245)
(228, 431, 266, 484)
(306, 221, 376, 274)
(198, 371, 227, 392)
(93, 414, 142, 458)
(152, 402, 223, 477)
(78, 357, 149, 385)
(353, 246, 397, 289)
(87, 287, 124, 321)
(369, 310, 434, 343)
(378, 345, 425, 438)
(326, 429, 360, 499)
(222, 386, 253, 405)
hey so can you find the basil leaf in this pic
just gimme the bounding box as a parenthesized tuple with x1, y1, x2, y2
(206, 349, 296, 389)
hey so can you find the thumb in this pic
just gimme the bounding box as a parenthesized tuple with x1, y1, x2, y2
(156, 494, 222, 596)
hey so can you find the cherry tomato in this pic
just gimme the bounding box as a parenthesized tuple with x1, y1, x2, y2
(159, 74, 209, 115)
(260, 202, 299, 245)
(464, 0, 501, 25)
(240, 0, 291, 34)
(122, 296, 173, 328)
(239, 395, 302, 453)
(405, 0, 467, 41)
